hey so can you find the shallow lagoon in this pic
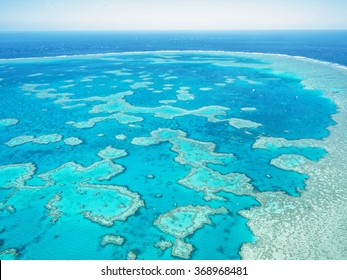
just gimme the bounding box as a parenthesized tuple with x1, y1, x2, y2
(0, 51, 345, 259)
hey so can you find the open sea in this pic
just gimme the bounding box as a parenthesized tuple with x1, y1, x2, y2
(0, 31, 347, 260)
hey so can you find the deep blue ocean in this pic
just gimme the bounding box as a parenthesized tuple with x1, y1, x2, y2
(0, 31, 346, 260)
(1, 31, 347, 65)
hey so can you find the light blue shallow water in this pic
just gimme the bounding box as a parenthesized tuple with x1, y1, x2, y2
(0, 51, 336, 259)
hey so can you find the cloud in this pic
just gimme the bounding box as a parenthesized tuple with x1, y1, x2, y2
(1, 0, 346, 30)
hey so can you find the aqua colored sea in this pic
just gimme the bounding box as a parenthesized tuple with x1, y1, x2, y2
(0, 31, 345, 259)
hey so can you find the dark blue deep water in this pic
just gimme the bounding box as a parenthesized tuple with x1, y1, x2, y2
(1, 31, 347, 65)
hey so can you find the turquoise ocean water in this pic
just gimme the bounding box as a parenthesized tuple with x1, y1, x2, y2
(0, 31, 345, 260)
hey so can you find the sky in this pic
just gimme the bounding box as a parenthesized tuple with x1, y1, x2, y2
(0, 0, 347, 31)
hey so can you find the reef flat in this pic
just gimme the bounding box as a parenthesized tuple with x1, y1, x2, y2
(236, 53, 347, 259)
(0, 51, 345, 259)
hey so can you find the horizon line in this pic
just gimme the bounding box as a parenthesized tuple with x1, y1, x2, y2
(1, 29, 347, 32)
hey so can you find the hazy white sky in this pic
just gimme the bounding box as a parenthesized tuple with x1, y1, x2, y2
(1, 0, 347, 31)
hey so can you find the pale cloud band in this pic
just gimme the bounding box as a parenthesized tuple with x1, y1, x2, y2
(1, 0, 347, 30)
